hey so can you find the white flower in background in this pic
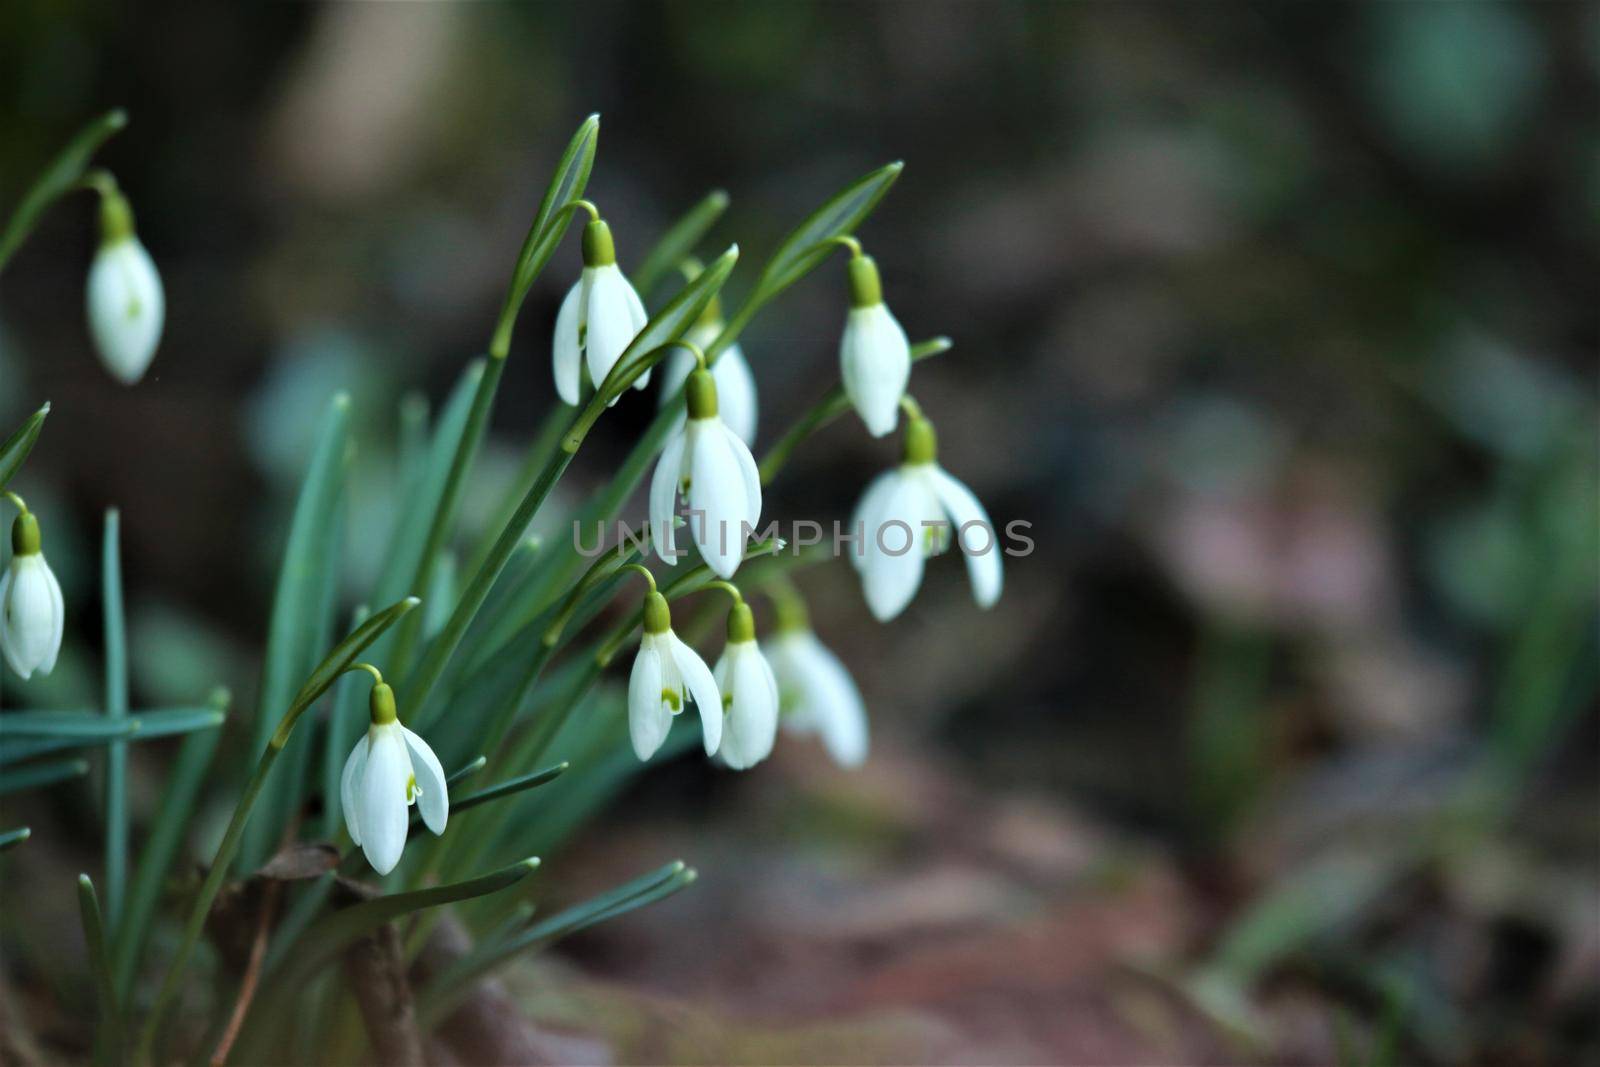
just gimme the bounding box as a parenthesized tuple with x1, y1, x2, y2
(712, 600, 779, 770)
(769, 627, 868, 768)
(86, 188, 164, 385)
(553, 217, 648, 406)
(851, 406, 1002, 622)
(839, 252, 910, 438)
(628, 590, 723, 761)
(650, 365, 762, 579)
(657, 304, 758, 445)
(0, 507, 64, 680)
(341, 680, 448, 876)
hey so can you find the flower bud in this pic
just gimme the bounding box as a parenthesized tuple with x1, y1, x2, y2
(86, 189, 164, 385)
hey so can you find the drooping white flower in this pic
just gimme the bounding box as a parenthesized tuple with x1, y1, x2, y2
(341, 681, 448, 876)
(769, 627, 868, 768)
(650, 366, 762, 579)
(712, 601, 778, 770)
(0, 510, 64, 681)
(851, 408, 1002, 622)
(657, 311, 758, 445)
(628, 591, 722, 761)
(553, 218, 648, 406)
(839, 253, 910, 438)
(86, 190, 164, 386)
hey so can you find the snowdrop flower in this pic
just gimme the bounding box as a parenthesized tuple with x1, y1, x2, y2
(768, 624, 869, 768)
(0, 501, 64, 681)
(628, 587, 722, 762)
(711, 596, 778, 770)
(851, 402, 1003, 622)
(838, 248, 910, 438)
(657, 295, 758, 445)
(650, 359, 762, 579)
(341, 671, 447, 876)
(553, 214, 648, 406)
(86, 186, 164, 385)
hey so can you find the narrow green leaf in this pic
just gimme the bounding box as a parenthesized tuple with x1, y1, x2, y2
(446, 755, 489, 787)
(633, 188, 730, 295)
(0, 706, 222, 740)
(0, 401, 50, 491)
(0, 757, 89, 795)
(418, 861, 691, 1028)
(243, 393, 351, 868)
(494, 114, 601, 356)
(710, 161, 903, 362)
(0, 827, 31, 851)
(112, 690, 227, 998)
(286, 859, 537, 987)
(0, 109, 127, 273)
(453, 762, 568, 815)
(758, 336, 952, 484)
(319, 606, 370, 839)
(103, 509, 130, 929)
(76, 874, 123, 1059)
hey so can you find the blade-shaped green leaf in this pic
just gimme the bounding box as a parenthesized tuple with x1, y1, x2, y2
(633, 188, 730, 295)
(0, 402, 50, 491)
(0, 109, 127, 272)
(417, 861, 692, 1028)
(494, 114, 601, 355)
(76, 874, 123, 1057)
(0, 706, 223, 740)
(0, 757, 89, 796)
(113, 691, 227, 998)
(710, 160, 902, 362)
(103, 509, 131, 929)
(243, 393, 351, 867)
(452, 762, 568, 815)
(445, 755, 488, 787)
(0, 827, 32, 851)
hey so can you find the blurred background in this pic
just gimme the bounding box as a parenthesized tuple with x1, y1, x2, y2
(1, 2, 1596, 1063)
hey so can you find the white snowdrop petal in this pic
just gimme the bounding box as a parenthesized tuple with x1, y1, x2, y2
(0, 557, 63, 679)
(0, 568, 20, 679)
(722, 422, 763, 535)
(628, 641, 670, 760)
(340, 735, 370, 846)
(687, 421, 748, 579)
(87, 239, 164, 385)
(849, 470, 900, 575)
(359, 727, 412, 875)
(649, 431, 688, 567)
(800, 634, 870, 767)
(38, 562, 63, 675)
(840, 304, 910, 438)
(585, 266, 640, 392)
(669, 634, 723, 756)
(714, 345, 759, 446)
(929, 466, 1004, 609)
(401, 726, 449, 835)
(724, 644, 778, 770)
(860, 478, 929, 622)
(552, 279, 584, 405)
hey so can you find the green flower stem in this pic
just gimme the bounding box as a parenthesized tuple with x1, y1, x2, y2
(463, 404, 569, 580)
(102, 509, 129, 931)
(0, 402, 50, 493)
(759, 336, 951, 485)
(77, 874, 123, 1064)
(388, 355, 507, 679)
(404, 399, 598, 732)
(0, 109, 126, 274)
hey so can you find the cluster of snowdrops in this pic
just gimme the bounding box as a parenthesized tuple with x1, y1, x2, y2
(1, 114, 1002, 887)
